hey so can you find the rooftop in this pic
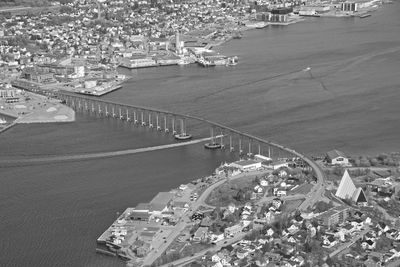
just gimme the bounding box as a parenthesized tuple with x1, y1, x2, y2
(326, 149, 347, 160)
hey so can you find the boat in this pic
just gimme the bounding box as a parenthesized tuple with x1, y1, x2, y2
(226, 56, 238, 66)
(174, 133, 192, 140)
(256, 22, 269, 29)
(177, 59, 191, 65)
(359, 13, 371, 18)
(197, 58, 215, 67)
(204, 142, 222, 149)
(0, 118, 7, 124)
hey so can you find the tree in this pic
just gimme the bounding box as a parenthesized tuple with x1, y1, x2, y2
(332, 165, 344, 176)
(314, 201, 333, 213)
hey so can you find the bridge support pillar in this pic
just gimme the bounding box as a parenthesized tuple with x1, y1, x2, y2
(156, 114, 161, 131)
(172, 117, 176, 134)
(98, 104, 102, 114)
(220, 131, 224, 149)
(134, 111, 138, 124)
(126, 109, 130, 121)
(148, 113, 153, 128)
(141, 111, 146, 126)
(248, 140, 252, 156)
(105, 105, 109, 116)
(164, 116, 169, 132)
(230, 135, 234, 152)
(112, 106, 116, 118)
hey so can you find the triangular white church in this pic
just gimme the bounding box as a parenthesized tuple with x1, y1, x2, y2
(335, 170, 367, 205)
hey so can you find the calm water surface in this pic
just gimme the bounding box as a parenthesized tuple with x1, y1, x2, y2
(1, 3, 400, 266)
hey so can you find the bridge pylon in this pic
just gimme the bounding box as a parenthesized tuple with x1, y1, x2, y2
(148, 113, 153, 128)
(141, 111, 146, 126)
(164, 116, 169, 133)
(247, 139, 253, 157)
(172, 117, 176, 135)
(133, 111, 138, 124)
(156, 114, 161, 131)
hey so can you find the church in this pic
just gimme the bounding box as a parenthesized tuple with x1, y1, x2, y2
(335, 170, 368, 206)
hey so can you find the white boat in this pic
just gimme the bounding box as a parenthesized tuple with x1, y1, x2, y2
(226, 56, 239, 66)
(0, 118, 7, 124)
(177, 58, 191, 65)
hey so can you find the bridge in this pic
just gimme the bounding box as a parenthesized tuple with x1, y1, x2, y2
(13, 84, 326, 210)
(51, 90, 300, 159)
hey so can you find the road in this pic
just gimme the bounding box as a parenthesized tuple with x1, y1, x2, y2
(158, 232, 248, 267)
(329, 227, 370, 258)
(142, 155, 326, 265)
(141, 174, 230, 266)
(142, 169, 273, 266)
(297, 159, 327, 211)
(0, 136, 217, 166)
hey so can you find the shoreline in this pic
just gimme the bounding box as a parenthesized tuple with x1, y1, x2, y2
(0, 91, 75, 130)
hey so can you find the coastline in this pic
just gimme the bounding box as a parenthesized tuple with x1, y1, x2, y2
(0, 91, 75, 129)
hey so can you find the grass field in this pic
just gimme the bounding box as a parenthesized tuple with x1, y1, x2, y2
(205, 175, 257, 207)
(282, 199, 304, 212)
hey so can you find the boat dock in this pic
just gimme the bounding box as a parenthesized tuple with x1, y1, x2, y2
(75, 83, 122, 97)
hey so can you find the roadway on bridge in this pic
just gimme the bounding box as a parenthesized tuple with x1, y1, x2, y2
(0, 137, 216, 166)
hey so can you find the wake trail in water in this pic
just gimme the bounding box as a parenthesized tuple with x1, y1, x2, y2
(308, 70, 329, 92)
(0, 137, 215, 166)
(193, 69, 303, 102)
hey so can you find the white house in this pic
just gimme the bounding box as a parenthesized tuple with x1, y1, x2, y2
(224, 224, 243, 237)
(260, 178, 269, 187)
(254, 154, 272, 162)
(211, 233, 225, 244)
(227, 203, 236, 213)
(272, 161, 289, 170)
(265, 228, 274, 237)
(230, 160, 262, 171)
(326, 149, 350, 166)
(254, 185, 263, 194)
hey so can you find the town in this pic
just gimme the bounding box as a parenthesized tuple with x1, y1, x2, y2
(0, 0, 384, 128)
(0, 0, 393, 266)
(96, 149, 400, 267)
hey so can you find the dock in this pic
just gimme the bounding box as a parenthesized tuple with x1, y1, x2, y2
(75, 84, 123, 97)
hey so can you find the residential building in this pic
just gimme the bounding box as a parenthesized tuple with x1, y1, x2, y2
(230, 160, 262, 171)
(193, 226, 209, 242)
(326, 149, 349, 166)
(317, 205, 350, 229)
